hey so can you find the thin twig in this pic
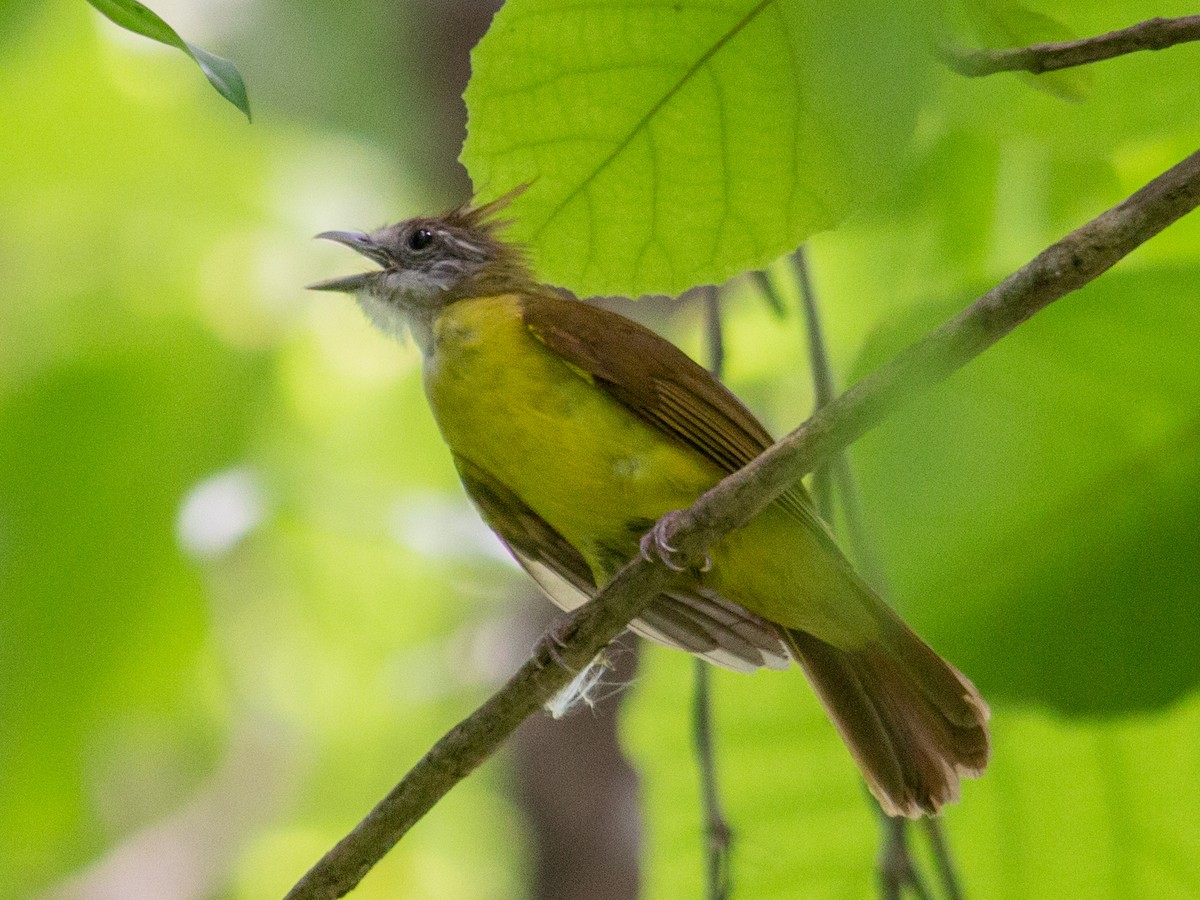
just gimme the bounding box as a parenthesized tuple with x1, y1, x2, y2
(750, 269, 787, 319)
(693, 661, 732, 899)
(703, 284, 726, 380)
(923, 819, 965, 900)
(794, 249, 834, 409)
(942, 14, 1200, 77)
(793, 250, 836, 523)
(830, 455, 888, 593)
(878, 817, 932, 900)
(793, 248, 933, 900)
(694, 285, 733, 900)
(285, 147, 1200, 900)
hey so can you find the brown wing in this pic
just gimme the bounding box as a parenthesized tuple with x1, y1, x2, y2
(522, 293, 772, 466)
(454, 453, 789, 671)
(521, 292, 835, 544)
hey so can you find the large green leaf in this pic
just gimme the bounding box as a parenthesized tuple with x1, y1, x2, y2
(463, 0, 934, 298)
(85, 0, 251, 120)
(849, 266, 1200, 715)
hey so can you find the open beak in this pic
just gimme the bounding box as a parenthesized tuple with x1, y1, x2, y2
(306, 230, 391, 293)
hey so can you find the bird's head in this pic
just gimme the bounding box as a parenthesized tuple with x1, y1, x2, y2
(307, 188, 534, 344)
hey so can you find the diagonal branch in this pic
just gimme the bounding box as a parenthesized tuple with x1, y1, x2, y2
(284, 146, 1200, 900)
(666, 145, 1200, 563)
(284, 557, 673, 900)
(942, 14, 1200, 77)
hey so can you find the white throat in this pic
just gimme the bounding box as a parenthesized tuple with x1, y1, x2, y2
(354, 287, 438, 355)
(355, 291, 410, 341)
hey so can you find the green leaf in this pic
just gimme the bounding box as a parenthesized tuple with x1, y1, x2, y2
(463, 0, 935, 298)
(183, 40, 251, 119)
(85, 0, 251, 120)
(850, 267, 1200, 715)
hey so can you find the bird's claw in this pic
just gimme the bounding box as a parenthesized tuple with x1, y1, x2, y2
(639, 511, 713, 573)
(639, 518, 686, 571)
(534, 621, 573, 671)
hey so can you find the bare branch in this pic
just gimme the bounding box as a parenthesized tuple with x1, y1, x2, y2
(285, 146, 1200, 900)
(284, 561, 674, 900)
(942, 15, 1200, 77)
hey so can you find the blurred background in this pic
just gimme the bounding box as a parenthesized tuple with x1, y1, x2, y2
(3, 1, 1200, 898)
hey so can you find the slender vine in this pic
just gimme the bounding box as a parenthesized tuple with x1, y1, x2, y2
(693, 285, 734, 900)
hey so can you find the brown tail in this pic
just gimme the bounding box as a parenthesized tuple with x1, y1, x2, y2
(784, 620, 990, 818)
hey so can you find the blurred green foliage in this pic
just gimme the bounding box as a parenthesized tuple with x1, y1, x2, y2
(1, 3, 522, 897)
(3, 0, 1200, 898)
(0, 330, 258, 879)
(854, 268, 1200, 715)
(629, 647, 1200, 898)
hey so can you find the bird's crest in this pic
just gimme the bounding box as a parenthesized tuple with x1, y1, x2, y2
(444, 184, 530, 237)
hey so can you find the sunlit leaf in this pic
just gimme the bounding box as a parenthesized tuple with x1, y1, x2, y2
(85, 0, 251, 120)
(463, 0, 935, 298)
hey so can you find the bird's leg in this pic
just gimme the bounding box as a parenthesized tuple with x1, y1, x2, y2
(639, 510, 713, 572)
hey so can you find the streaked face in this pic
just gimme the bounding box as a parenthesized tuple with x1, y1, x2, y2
(307, 217, 499, 339)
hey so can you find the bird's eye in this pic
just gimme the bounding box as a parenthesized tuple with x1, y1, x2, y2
(408, 228, 434, 252)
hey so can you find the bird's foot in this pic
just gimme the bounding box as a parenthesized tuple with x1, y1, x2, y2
(533, 620, 574, 671)
(639, 510, 712, 573)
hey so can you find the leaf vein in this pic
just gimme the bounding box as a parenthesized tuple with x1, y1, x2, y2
(529, 0, 778, 243)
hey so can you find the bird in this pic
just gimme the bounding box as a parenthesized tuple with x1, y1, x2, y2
(308, 191, 990, 817)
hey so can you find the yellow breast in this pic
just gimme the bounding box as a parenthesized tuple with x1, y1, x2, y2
(422, 294, 722, 576)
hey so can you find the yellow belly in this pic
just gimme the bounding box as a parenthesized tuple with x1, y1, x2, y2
(423, 294, 723, 576)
